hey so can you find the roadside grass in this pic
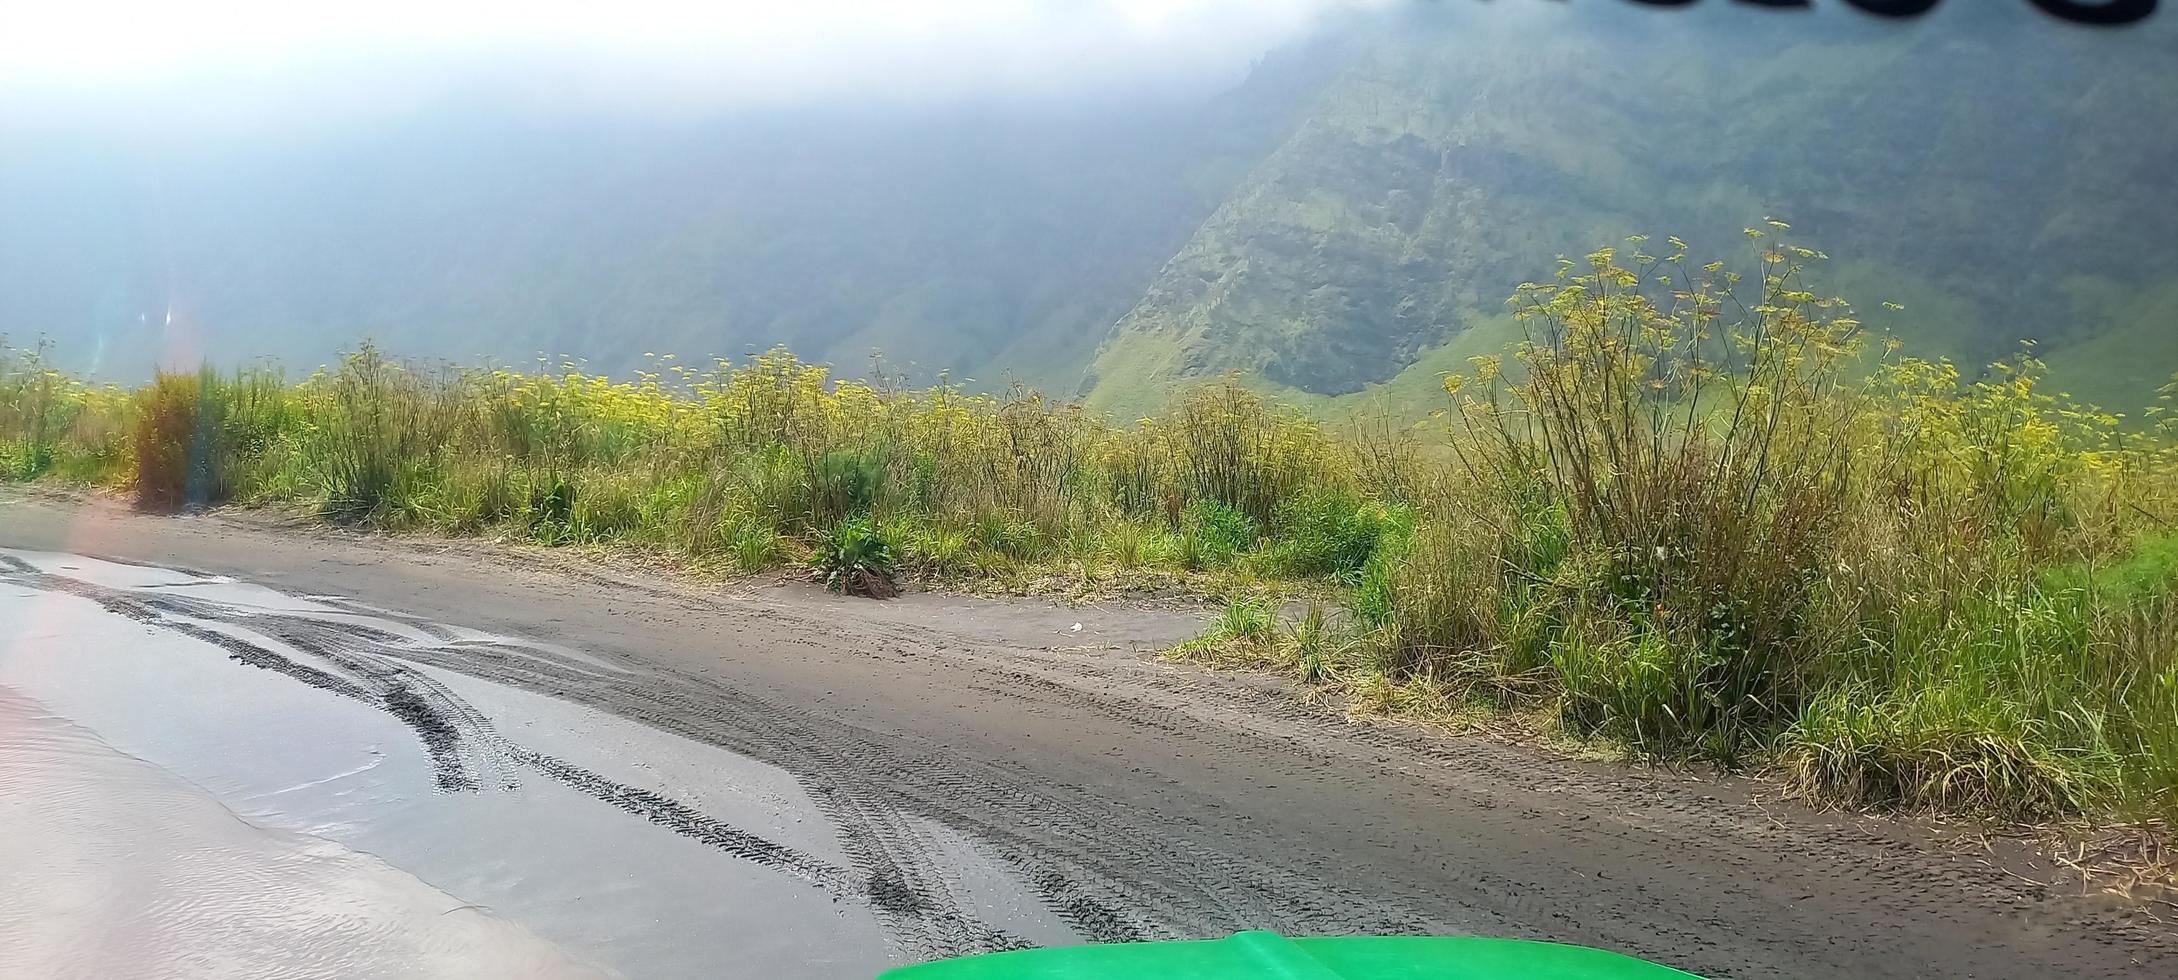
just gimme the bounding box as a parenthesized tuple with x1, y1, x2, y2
(5, 232, 2177, 826)
(1167, 232, 2178, 826)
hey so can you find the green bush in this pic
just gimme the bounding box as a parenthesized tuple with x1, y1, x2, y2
(1179, 594, 1275, 655)
(571, 475, 648, 542)
(805, 449, 885, 526)
(812, 517, 898, 597)
(0, 340, 70, 481)
(1346, 519, 1411, 629)
(1182, 498, 1257, 568)
(1268, 490, 1409, 583)
(133, 372, 197, 510)
(529, 479, 577, 544)
(1162, 380, 1322, 524)
(1288, 602, 1340, 683)
(973, 514, 1044, 561)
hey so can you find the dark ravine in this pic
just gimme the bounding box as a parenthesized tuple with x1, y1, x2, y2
(2, 488, 2174, 980)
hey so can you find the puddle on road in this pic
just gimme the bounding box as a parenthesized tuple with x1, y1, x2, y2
(0, 689, 606, 980)
(0, 549, 1075, 979)
(4, 547, 332, 607)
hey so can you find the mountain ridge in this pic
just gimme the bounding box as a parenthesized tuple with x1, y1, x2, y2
(1080, 6, 2178, 418)
(3, 6, 2174, 417)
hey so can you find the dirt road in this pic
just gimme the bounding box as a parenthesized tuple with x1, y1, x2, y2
(1, 489, 2170, 979)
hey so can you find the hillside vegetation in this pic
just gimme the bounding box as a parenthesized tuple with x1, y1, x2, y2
(1085, 7, 2178, 417)
(6, 236, 2176, 825)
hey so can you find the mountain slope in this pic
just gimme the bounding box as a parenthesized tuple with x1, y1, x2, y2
(1082, 7, 2178, 418)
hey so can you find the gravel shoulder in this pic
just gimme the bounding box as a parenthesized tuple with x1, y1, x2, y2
(2, 486, 2172, 980)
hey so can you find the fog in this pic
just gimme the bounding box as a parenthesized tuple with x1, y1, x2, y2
(5, 1, 2130, 134)
(2, 1, 1398, 130)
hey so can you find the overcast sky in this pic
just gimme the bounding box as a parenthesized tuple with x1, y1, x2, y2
(1, 1, 1395, 126)
(8, 2, 2141, 133)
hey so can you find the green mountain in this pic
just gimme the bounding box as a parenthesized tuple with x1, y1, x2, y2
(1083, 5, 2178, 418)
(5, 6, 2175, 416)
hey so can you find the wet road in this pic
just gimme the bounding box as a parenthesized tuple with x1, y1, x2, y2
(0, 685, 606, 980)
(0, 548, 1065, 978)
(2, 491, 2174, 980)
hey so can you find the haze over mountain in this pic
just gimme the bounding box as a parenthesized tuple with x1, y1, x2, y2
(4, 2, 2174, 415)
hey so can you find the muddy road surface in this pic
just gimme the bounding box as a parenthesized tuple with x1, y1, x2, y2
(1, 491, 2171, 979)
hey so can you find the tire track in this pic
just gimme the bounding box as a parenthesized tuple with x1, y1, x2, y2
(9, 519, 2174, 980)
(1, 564, 1024, 960)
(379, 639, 1457, 943)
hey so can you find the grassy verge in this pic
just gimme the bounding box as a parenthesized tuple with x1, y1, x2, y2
(5, 231, 2177, 824)
(0, 339, 1411, 601)
(1170, 232, 2178, 825)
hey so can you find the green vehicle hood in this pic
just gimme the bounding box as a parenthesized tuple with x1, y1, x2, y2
(878, 932, 1701, 980)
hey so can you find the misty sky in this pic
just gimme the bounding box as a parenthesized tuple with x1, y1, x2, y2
(12, 1, 2134, 131)
(2, 1, 1391, 125)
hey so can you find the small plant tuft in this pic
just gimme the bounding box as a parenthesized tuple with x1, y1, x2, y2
(812, 517, 899, 598)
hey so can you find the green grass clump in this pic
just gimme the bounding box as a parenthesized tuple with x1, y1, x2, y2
(1266, 489, 1411, 583)
(1174, 594, 1279, 662)
(1181, 499, 1257, 569)
(1780, 685, 2119, 820)
(812, 517, 898, 597)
